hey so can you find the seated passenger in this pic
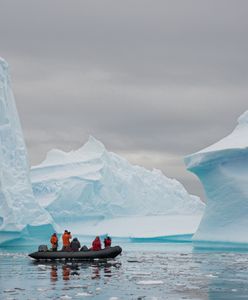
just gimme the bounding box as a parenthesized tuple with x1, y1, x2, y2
(91, 236, 102, 251)
(80, 245, 89, 251)
(50, 233, 58, 251)
(104, 236, 112, 248)
(70, 237, 81, 252)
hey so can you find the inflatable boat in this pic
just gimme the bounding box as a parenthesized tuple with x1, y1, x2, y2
(29, 246, 122, 260)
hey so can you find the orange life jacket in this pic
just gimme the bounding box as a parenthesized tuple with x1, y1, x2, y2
(62, 233, 71, 247)
(50, 235, 58, 245)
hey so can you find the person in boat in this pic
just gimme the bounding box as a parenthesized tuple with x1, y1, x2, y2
(62, 230, 72, 251)
(91, 236, 102, 251)
(80, 245, 89, 251)
(104, 236, 112, 248)
(50, 233, 58, 251)
(70, 237, 81, 252)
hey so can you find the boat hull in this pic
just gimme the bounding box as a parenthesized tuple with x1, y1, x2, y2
(29, 246, 122, 260)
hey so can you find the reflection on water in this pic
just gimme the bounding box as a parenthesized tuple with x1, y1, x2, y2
(1, 245, 248, 299)
(48, 261, 114, 282)
(62, 265, 70, 280)
(50, 265, 58, 282)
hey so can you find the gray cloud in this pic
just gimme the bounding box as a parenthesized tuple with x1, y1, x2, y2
(1, 0, 248, 200)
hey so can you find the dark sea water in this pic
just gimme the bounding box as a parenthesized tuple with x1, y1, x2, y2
(1, 243, 248, 300)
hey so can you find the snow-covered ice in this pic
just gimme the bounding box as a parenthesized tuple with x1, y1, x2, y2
(0, 58, 54, 245)
(31, 136, 204, 239)
(185, 110, 248, 245)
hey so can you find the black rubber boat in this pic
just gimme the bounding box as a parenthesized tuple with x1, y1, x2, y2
(29, 246, 122, 260)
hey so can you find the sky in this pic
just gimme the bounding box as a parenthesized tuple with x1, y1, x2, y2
(1, 0, 248, 200)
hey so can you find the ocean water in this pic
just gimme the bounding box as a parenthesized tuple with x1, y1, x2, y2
(1, 242, 248, 300)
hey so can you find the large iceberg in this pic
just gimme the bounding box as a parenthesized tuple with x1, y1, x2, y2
(0, 57, 204, 245)
(0, 58, 54, 245)
(185, 111, 248, 246)
(31, 136, 205, 239)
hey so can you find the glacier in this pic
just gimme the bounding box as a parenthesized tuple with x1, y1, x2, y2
(185, 110, 248, 247)
(0, 58, 54, 245)
(31, 136, 205, 239)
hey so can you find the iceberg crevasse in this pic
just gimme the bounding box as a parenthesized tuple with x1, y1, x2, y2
(0, 58, 54, 239)
(185, 110, 248, 245)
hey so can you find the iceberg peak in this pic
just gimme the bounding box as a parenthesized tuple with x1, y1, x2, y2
(238, 110, 248, 126)
(185, 110, 248, 162)
(36, 135, 106, 168)
(78, 135, 106, 155)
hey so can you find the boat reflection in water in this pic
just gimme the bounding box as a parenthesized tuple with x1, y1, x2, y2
(50, 265, 58, 282)
(47, 260, 121, 283)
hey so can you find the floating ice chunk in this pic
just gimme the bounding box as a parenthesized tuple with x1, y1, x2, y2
(205, 274, 218, 278)
(37, 265, 47, 271)
(136, 280, 164, 285)
(75, 292, 92, 297)
(37, 287, 48, 292)
(131, 272, 151, 276)
(4, 289, 15, 293)
(60, 296, 72, 300)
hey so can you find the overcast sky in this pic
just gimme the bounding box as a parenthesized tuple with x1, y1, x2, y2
(1, 0, 248, 200)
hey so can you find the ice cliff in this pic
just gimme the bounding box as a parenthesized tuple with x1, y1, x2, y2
(31, 136, 205, 238)
(185, 111, 248, 246)
(0, 58, 54, 244)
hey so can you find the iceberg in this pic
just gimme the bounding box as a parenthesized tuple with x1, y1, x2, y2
(0, 57, 204, 245)
(31, 136, 205, 239)
(185, 111, 248, 246)
(0, 58, 54, 245)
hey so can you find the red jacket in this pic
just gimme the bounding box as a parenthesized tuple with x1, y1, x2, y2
(92, 237, 101, 251)
(104, 237, 111, 248)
